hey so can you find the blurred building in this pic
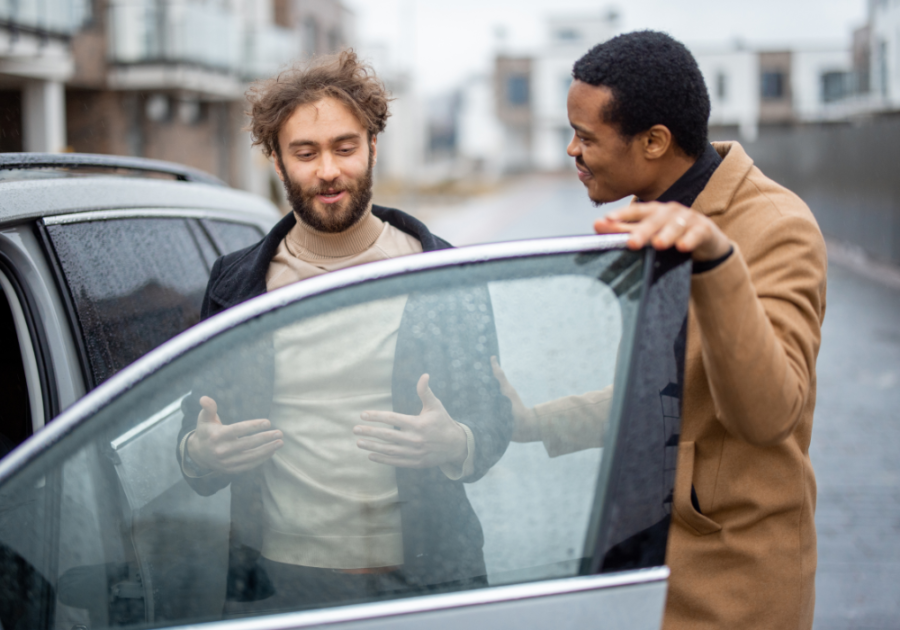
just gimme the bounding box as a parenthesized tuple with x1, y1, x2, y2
(1, 0, 354, 199)
(0, 1, 90, 152)
(693, 43, 853, 141)
(453, 11, 619, 176)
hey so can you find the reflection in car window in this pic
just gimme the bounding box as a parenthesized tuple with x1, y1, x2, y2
(0, 249, 643, 630)
(46, 219, 209, 386)
(201, 219, 264, 256)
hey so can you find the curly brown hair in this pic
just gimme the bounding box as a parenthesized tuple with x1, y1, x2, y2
(246, 49, 392, 158)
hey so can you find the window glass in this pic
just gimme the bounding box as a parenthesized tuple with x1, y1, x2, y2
(46, 219, 209, 386)
(201, 219, 264, 256)
(0, 249, 644, 630)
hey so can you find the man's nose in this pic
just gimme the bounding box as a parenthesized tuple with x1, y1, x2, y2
(317, 153, 340, 181)
(566, 134, 579, 157)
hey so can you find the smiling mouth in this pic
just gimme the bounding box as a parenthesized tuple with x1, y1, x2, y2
(316, 190, 347, 204)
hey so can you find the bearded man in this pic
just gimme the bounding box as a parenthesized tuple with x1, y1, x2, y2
(175, 51, 512, 613)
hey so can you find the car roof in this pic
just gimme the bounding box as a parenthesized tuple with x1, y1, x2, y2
(0, 153, 281, 228)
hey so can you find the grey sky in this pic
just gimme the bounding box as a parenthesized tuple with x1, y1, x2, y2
(346, 0, 868, 94)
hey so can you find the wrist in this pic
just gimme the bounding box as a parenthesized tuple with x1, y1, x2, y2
(451, 422, 469, 466)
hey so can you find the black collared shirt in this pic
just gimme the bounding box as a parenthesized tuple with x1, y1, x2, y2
(653, 143, 731, 274)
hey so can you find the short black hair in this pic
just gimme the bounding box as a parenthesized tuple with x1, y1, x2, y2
(572, 30, 710, 157)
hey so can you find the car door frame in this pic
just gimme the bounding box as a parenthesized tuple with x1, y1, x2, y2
(0, 233, 691, 630)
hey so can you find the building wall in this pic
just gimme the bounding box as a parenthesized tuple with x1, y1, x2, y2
(693, 47, 759, 141)
(791, 48, 853, 120)
(742, 115, 900, 265)
(871, 0, 900, 106)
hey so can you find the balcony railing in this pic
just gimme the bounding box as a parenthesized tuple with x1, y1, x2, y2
(0, 0, 91, 36)
(108, 0, 300, 79)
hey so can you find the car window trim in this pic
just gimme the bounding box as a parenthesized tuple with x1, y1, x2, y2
(35, 220, 96, 390)
(43, 207, 271, 228)
(0, 251, 59, 432)
(140, 567, 669, 630)
(0, 234, 631, 487)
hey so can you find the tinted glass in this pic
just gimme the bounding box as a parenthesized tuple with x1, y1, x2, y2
(46, 219, 209, 386)
(201, 220, 264, 255)
(0, 248, 645, 630)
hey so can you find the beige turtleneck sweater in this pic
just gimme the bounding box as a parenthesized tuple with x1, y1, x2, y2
(258, 208, 475, 569)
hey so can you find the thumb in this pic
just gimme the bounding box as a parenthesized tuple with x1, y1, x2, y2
(490, 356, 510, 389)
(198, 396, 221, 425)
(416, 374, 440, 411)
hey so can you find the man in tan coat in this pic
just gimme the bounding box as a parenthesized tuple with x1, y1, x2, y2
(496, 31, 826, 629)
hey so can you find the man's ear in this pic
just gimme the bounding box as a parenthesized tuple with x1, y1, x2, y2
(272, 153, 286, 183)
(641, 125, 674, 161)
(370, 135, 378, 165)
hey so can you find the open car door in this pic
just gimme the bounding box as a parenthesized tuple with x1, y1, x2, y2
(0, 234, 690, 630)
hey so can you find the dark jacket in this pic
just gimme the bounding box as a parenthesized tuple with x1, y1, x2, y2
(178, 206, 513, 598)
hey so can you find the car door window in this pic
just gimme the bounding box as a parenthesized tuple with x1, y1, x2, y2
(201, 219, 264, 255)
(0, 241, 690, 630)
(44, 218, 210, 387)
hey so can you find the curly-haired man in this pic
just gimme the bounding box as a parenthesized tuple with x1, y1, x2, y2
(176, 51, 512, 613)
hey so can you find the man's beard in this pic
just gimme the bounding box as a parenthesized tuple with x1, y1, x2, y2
(280, 153, 374, 234)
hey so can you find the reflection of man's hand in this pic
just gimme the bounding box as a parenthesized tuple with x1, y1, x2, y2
(187, 396, 284, 474)
(354, 374, 468, 469)
(490, 356, 538, 442)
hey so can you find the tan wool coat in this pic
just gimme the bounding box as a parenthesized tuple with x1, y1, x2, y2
(663, 142, 827, 629)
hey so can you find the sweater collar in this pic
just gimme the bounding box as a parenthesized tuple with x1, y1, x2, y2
(285, 205, 384, 260)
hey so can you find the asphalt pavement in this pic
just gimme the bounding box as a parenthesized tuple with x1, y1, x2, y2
(409, 172, 900, 629)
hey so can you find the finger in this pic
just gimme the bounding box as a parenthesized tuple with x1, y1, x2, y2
(416, 374, 441, 411)
(356, 439, 418, 458)
(360, 410, 415, 428)
(593, 217, 634, 235)
(624, 208, 676, 250)
(235, 429, 284, 451)
(650, 214, 692, 250)
(674, 223, 708, 254)
(223, 439, 284, 472)
(367, 453, 424, 468)
(221, 418, 274, 439)
(198, 396, 220, 425)
(603, 204, 654, 224)
(490, 356, 517, 399)
(352, 425, 416, 444)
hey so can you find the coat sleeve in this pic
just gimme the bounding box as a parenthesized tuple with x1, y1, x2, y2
(690, 214, 827, 446)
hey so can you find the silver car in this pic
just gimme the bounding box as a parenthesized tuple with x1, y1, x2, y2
(0, 153, 692, 630)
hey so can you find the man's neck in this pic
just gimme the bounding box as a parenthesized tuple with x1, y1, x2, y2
(637, 151, 698, 202)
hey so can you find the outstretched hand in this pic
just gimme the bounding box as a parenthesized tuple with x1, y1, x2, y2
(186, 396, 283, 474)
(594, 201, 731, 261)
(490, 356, 539, 442)
(354, 374, 468, 469)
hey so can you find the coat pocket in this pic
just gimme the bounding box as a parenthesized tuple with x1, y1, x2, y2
(674, 441, 722, 535)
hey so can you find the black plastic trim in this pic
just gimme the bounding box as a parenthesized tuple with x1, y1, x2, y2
(0, 251, 60, 427)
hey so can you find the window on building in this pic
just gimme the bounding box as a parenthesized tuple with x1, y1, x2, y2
(716, 72, 728, 102)
(507, 75, 530, 107)
(821, 71, 849, 103)
(761, 71, 785, 99)
(554, 28, 580, 42)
